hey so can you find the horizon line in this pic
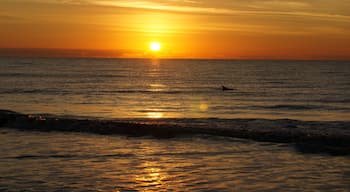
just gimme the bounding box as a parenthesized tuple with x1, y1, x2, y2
(0, 48, 349, 61)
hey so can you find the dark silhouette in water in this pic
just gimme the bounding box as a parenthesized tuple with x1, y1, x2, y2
(222, 86, 234, 91)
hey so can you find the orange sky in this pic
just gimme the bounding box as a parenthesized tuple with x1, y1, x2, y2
(1, 0, 350, 59)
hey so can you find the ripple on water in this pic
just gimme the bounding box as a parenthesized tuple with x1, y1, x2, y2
(0, 129, 349, 191)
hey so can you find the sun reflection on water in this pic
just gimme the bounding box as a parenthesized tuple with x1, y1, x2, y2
(147, 112, 164, 119)
(148, 83, 166, 92)
(150, 83, 165, 87)
(134, 162, 166, 191)
(199, 103, 209, 111)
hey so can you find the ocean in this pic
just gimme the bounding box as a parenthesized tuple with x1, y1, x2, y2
(1, 58, 349, 120)
(0, 58, 350, 191)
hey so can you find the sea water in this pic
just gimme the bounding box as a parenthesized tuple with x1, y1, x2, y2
(0, 58, 350, 191)
(0, 58, 349, 121)
(1, 129, 350, 191)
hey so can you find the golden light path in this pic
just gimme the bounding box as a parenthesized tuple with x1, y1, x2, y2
(147, 112, 164, 119)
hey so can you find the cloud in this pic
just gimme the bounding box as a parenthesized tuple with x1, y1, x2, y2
(90, 0, 350, 21)
(249, 0, 311, 9)
(0, 14, 22, 21)
(0, 48, 137, 58)
(0, 14, 26, 24)
(28, 0, 350, 21)
(91, 0, 233, 14)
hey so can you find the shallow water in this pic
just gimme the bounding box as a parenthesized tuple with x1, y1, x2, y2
(0, 128, 349, 192)
(0, 58, 349, 121)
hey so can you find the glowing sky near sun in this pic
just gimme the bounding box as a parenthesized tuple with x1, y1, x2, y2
(0, 0, 349, 59)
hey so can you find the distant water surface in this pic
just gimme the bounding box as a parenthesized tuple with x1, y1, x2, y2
(0, 58, 349, 121)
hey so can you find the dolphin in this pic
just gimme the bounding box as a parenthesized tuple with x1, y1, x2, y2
(222, 86, 234, 91)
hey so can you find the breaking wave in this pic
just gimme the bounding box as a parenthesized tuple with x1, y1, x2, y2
(1, 109, 350, 155)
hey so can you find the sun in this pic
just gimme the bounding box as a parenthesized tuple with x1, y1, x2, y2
(150, 42, 161, 52)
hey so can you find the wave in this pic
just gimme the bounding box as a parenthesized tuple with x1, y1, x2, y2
(253, 104, 350, 111)
(0, 89, 205, 95)
(103, 90, 185, 94)
(1, 110, 350, 155)
(315, 99, 350, 104)
(1, 151, 238, 160)
(2, 153, 135, 160)
(0, 72, 127, 78)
